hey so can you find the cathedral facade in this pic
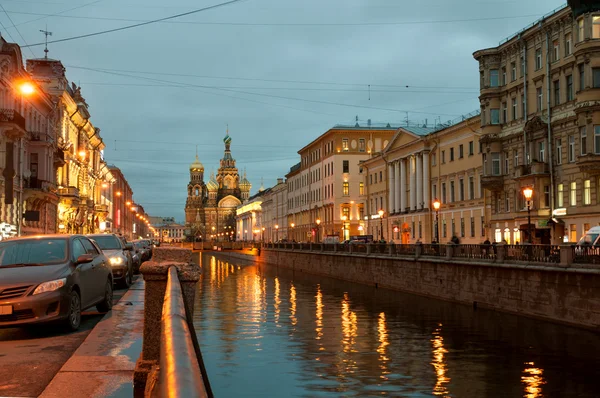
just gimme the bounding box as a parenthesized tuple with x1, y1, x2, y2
(185, 134, 251, 240)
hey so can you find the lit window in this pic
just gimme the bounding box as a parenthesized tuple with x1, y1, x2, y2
(342, 138, 349, 152)
(570, 181, 577, 207)
(359, 182, 364, 196)
(593, 16, 600, 38)
(584, 180, 591, 205)
(342, 182, 349, 196)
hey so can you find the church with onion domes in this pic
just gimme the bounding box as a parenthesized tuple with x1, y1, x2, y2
(185, 132, 251, 240)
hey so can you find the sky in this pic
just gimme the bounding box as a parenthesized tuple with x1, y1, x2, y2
(1, 0, 566, 221)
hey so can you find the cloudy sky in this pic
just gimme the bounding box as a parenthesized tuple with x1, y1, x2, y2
(2, 0, 565, 221)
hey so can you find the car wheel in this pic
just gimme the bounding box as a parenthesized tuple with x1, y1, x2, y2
(96, 280, 113, 313)
(65, 291, 81, 331)
(119, 268, 132, 289)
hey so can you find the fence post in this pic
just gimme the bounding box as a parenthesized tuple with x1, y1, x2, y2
(134, 247, 201, 393)
(415, 242, 422, 259)
(497, 243, 505, 262)
(446, 243, 454, 260)
(366, 244, 372, 255)
(389, 244, 396, 256)
(334, 243, 337, 252)
(560, 245, 574, 267)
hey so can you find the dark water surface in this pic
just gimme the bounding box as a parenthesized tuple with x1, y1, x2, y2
(194, 254, 600, 397)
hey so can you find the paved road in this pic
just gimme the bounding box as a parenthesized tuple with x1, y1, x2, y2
(0, 276, 139, 398)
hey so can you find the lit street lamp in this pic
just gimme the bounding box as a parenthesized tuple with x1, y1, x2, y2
(316, 218, 321, 242)
(523, 187, 534, 244)
(290, 222, 295, 241)
(433, 199, 441, 243)
(378, 209, 385, 241)
(275, 224, 279, 242)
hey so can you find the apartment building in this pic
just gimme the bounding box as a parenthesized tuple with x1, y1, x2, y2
(473, 2, 600, 244)
(286, 122, 396, 242)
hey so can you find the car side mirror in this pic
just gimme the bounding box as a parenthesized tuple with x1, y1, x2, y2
(76, 254, 94, 264)
(125, 243, 133, 250)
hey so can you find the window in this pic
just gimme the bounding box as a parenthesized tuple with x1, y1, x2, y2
(81, 238, 99, 255)
(594, 68, 600, 88)
(570, 181, 578, 206)
(450, 181, 455, 202)
(441, 150, 446, 164)
(432, 152, 437, 166)
(579, 64, 585, 91)
(468, 141, 474, 156)
(412, 221, 415, 239)
(595, 126, 600, 154)
(359, 182, 364, 196)
(578, 18, 585, 42)
(442, 219, 447, 238)
(566, 75, 573, 101)
(544, 185, 550, 208)
(459, 144, 464, 159)
(379, 171, 382, 181)
(569, 135, 576, 162)
(538, 141, 545, 162)
(481, 216, 486, 237)
(459, 178, 464, 201)
(554, 80, 560, 106)
(584, 180, 591, 205)
(72, 240, 87, 260)
(452, 218, 456, 237)
(504, 152, 509, 175)
(511, 62, 516, 81)
(469, 176, 474, 199)
(343, 182, 349, 196)
(343, 160, 349, 173)
(553, 40, 559, 62)
(565, 33, 572, 56)
(505, 191, 510, 212)
(442, 183, 447, 204)
(342, 138, 349, 151)
(594, 16, 600, 38)
(490, 69, 499, 87)
(450, 148, 455, 161)
(512, 98, 517, 120)
(501, 67, 506, 85)
(369, 174, 372, 185)
(581, 127, 587, 155)
(537, 87, 543, 111)
(490, 109, 500, 125)
(535, 48, 542, 70)
(492, 153, 501, 176)
(432, 184, 437, 200)
(483, 153, 487, 175)
(556, 138, 562, 165)
(557, 183, 564, 208)
(514, 150, 519, 167)
(460, 217, 465, 238)
(359, 139, 366, 152)
(502, 102, 507, 123)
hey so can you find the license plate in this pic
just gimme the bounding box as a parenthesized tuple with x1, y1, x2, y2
(0, 305, 12, 315)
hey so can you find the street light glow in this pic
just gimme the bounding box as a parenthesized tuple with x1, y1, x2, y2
(523, 187, 533, 200)
(19, 82, 35, 96)
(433, 199, 441, 211)
(316, 219, 321, 225)
(378, 209, 384, 218)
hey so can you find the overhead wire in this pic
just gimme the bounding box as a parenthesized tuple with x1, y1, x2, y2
(0, 4, 36, 58)
(21, 0, 248, 48)
(11, 0, 105, 28)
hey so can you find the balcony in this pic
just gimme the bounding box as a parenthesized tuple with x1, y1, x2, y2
(577, 153, 600, 174)
(0, 109, 26, 137)
(58, 186, 80, 198)
(514, 162, 549, 180)
(481, 175, 504, 192)
(29, 131, 55, 143)
(25, 178, 56, 191)
(54, 148, 65, 166)
(95, 204, 109, 213)
(24, 179, 58, 202)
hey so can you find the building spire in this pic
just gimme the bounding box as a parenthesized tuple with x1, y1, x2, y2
(40, 27, 52, 59)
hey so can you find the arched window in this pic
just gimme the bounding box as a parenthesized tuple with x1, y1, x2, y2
(195, 187, 199, 196)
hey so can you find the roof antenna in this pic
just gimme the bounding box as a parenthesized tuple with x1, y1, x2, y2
(40, 27, 52, 59)
(195, 144, 198, 159)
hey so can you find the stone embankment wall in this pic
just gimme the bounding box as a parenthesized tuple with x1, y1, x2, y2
(215, 249, 600, 330)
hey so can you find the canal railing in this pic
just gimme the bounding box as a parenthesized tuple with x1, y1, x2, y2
(263, 242, 596, 268)
(134, 247, 212, 398)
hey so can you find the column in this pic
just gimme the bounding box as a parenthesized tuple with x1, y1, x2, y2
(410, 156, 417, 210)
(416, 153, 423, 210)
(423, 152, 430, 209)
(388, 163, 395, 213)
(394, 161, 401, 213)
(400, 159, 407, 213)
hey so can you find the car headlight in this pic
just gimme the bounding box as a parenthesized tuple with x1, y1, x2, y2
(110, 256, 124, 266)
(33, 278, 66, 295)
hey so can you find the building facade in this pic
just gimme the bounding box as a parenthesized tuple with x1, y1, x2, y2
(474, 2, 600, 244)
(236, 189, 267, 242)
(185, 133, 251, 241)
(286, 122, 396, 242)
(260, 178, 288, 241)
(108, 166, 134, 239)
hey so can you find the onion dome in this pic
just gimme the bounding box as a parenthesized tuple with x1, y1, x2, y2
(223, 134, 232, 145)
(207, 172, 218, 191)
(240, 170, 251, 190)
(190, 155, 204, 171)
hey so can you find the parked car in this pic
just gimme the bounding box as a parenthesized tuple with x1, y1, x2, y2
(87, 234, 133, 288)
(131, 241, 143, 272)
(134, 240, 150, 262)
(138, 240, 152, 261)
(0, 235, 113, 331)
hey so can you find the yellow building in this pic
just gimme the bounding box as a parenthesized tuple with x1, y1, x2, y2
(361, 114, 485, 244)
(473, 2, 600, 244)
(286, 121, 397, 242)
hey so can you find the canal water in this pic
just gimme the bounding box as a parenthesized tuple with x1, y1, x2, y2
(193, 254, 600, 397)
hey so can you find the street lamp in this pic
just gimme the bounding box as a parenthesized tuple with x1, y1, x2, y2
(433, 199, 441, 243)
(342, 215, 347, 240)
(275, 224, 279, 242)
(316, 218, 321, 243)
(523, 187, 534, 244)
(378, 209, 384, 241)
(261, 227, 265, 242)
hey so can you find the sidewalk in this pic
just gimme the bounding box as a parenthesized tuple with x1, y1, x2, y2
(39, 278, 145, 398)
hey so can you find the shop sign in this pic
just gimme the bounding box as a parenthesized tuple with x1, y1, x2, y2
(553, 208, 567, 216)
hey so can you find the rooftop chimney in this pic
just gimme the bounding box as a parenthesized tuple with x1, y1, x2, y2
(277, 178, 284, 185)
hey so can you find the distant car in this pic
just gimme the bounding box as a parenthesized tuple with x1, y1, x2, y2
(0, 235, 113, 331)
(87, 234, 133, 288)
(131, 241, 143, 273)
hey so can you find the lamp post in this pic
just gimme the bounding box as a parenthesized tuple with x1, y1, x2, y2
(378, 209, 384, 241)
(315, 218, 321, 243)
(275, 224, 279, 242)
(290, 222, 295, 242)
(433, 199, 441, 243)
(261, 227, 265, 242)
(523, 187, 534, 244)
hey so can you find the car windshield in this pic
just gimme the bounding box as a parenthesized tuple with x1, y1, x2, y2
(91, 236, 121, 250)
(0, 239, 67, 267)
(578, 233, 599, 246)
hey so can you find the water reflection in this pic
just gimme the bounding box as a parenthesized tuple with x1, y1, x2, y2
(195, 255, 600, 398)
(522, 362, 545, 398)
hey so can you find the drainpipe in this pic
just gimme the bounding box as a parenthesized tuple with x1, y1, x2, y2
(546, 29, 556, 242)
